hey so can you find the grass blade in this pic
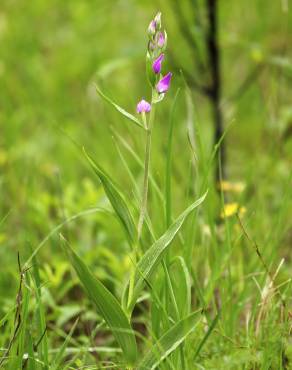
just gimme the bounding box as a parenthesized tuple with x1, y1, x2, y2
(62, 237, 138, 365)
(137, 310, 201, 370)
(31, 249, 49, 369)
(165, 88, 180, 228)
(127, 191, 208, 312)
(111, 127, 164, 203)
(193, 313, 220, 361)
(95, 84, 144, 129)
(51, 318, 79, 370)
(83, 148, 137, 245)
(171, 256, 192, 318)
(26, 333, 37, 370)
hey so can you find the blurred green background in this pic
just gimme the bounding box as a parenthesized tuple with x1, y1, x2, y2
(1, 0, 292, 286)
(1, 0, 292, 364)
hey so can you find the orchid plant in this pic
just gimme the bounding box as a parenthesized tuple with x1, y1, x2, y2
(63, 11, 206, 369)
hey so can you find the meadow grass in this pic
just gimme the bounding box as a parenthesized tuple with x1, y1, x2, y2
(1, 1, 292, 369)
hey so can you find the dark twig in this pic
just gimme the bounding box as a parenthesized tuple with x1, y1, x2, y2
(206, 0, 225, 183)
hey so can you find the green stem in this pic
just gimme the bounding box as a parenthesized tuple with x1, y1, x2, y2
(127, 91, 156, 311)
(137, 91, 156, 241)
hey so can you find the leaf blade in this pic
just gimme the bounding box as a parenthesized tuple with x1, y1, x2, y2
(83, 148, 137, 244)
(137, 311, 201, 370)
(95, 84, 144, 129)
(171, 256, 192, 318)
(127, 191, 208, 312)
(193, 313, 220, 361)
(165, 88, 180, 228)
(63, 239, 138, 365)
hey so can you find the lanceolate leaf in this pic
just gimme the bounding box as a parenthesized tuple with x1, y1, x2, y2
(63, 239, 138, 365)
(171, 256, 191, 318)
(165, 88, 181, 228)
(95, 84, 144, 129)
(127, 191, 207, 312)
(137, 311, 201, 370)
(83, 148, 136, 245)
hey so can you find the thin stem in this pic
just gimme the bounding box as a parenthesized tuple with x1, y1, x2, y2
(137, 91, 156, 241)
(128, 92, 155, 311)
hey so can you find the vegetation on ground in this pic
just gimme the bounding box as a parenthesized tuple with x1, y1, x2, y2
(1, 1, 292, 368)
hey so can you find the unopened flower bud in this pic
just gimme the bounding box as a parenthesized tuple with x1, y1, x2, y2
(152, 54, 164, 74)
(156, 72, 172, 93)
(148, 40, 155, 52)
(156, 30, 167, 49)
(147, 20, 156, 37)
(154, 12, 162, 30)
(137, 99, 151, 114)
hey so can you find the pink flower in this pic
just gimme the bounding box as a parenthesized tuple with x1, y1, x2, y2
(156, 72, 172, 93)
(152, 54, 164, 74)
(137, 99, 151, 114)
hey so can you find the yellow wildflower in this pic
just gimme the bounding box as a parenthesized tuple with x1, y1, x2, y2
(221, 203, 246, 219)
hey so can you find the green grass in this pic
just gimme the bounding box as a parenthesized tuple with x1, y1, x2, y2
(1, 0, 292, 369)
